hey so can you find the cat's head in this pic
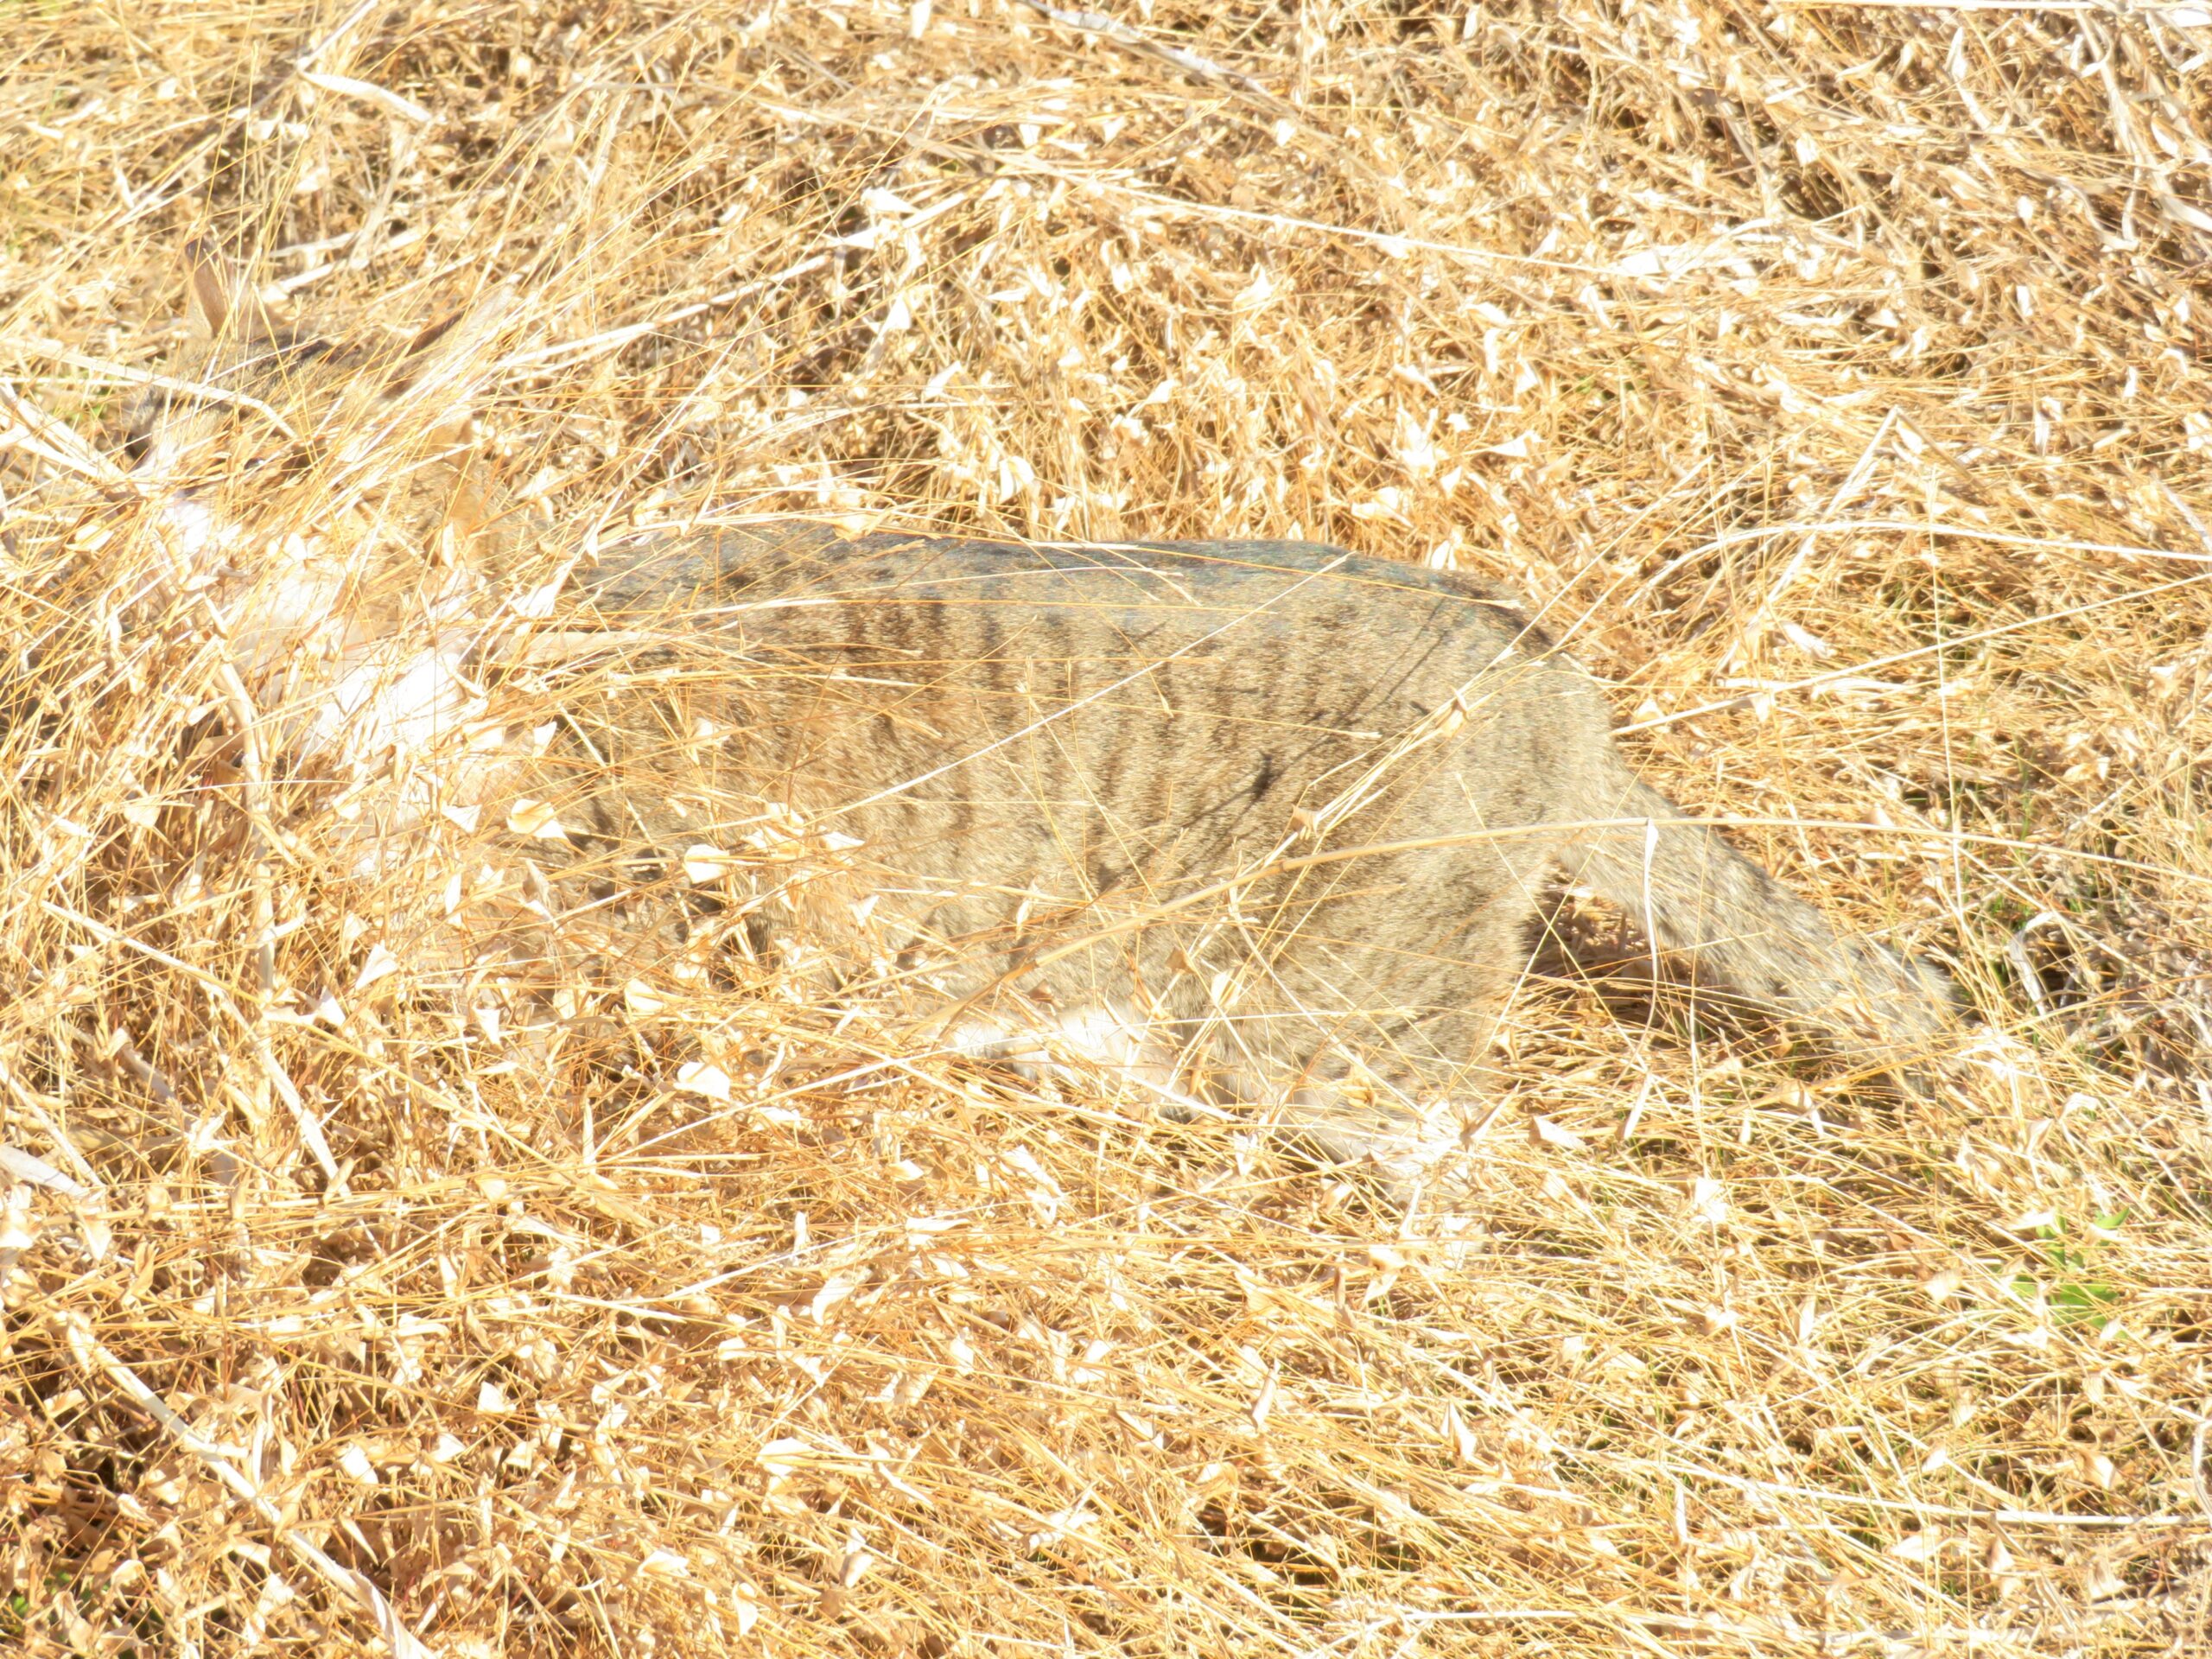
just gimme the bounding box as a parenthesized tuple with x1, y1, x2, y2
(122, 238, 512, 569)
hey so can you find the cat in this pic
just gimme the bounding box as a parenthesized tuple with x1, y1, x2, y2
(121, 241, 1956, 1194)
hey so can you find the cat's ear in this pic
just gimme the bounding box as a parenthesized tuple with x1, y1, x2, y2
(181, 237, 279, 344)
(340, 288, 516, 448)
(383, 288, 516, 394)
(321, 286, 517, 462)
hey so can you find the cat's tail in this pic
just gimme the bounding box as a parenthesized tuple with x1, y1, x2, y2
(1560, 760, 1956, 1057)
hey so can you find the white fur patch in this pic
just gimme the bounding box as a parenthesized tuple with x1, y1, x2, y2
(156, 493, 227, 563)
(944, 1004, 1217, 1118)
(150, 480, 518, 868)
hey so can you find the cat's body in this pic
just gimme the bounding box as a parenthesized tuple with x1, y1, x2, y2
(545, 521, 1953, 1179)
(119, 246, 1955, 1191)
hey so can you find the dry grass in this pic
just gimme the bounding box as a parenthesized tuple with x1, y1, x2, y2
(5, 2, 2212, 1654)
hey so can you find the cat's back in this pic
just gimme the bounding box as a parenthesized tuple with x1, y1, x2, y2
(580, 522, 1564, 713)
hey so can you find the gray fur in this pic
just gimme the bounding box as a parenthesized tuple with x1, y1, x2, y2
(547, 522, 1954, 1183)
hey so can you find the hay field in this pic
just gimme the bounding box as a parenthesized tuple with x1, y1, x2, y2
(4, 1, 2212, 1654)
